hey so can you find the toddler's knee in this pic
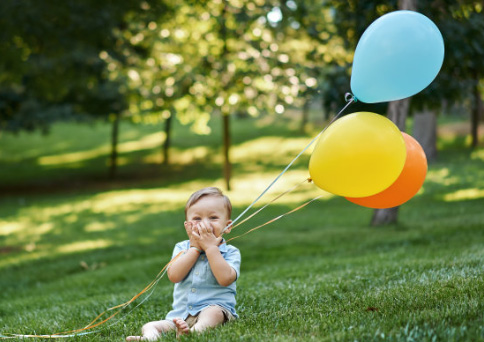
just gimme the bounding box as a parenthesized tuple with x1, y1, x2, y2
(141, 322, 151, 331)
(141, 322, 158, 334)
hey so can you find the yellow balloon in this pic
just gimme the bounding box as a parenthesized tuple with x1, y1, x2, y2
(309, 112, 406, 197)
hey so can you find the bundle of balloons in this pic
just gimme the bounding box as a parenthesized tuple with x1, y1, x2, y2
(309, 11, 444, 209)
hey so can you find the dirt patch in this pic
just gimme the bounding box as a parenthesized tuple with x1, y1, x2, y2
(0, 246, 23, 255)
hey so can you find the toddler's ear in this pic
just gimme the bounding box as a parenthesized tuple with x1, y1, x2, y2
(224, 220, 233, 234)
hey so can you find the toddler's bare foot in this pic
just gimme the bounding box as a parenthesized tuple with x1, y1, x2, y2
(173, 318, 190, 338)
(126, 333, 159, 341)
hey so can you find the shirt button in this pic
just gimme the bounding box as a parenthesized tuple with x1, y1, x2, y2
(191, 288, 196, 293)
(189, 306, 192, 310)
(201, 256, 205, 260)
(195, 271, 199, 275)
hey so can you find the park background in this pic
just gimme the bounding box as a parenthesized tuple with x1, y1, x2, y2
(1, 1, 483, 341)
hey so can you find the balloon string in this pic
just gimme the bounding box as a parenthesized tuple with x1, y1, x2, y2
(222, 93, 355, 234)
(2, 182, 324, 339)
(1, 251, 185, 340)
(225, 178, 311, 235)
(2, 186, 322, 340)
(225, 193, 324, 244)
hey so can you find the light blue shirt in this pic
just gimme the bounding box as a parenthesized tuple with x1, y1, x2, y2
(165, 240, 241, 320)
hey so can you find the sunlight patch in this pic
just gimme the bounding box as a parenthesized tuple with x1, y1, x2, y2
(426, 167, 459, 186)
(38, 146, 109, 165)
(0, 222, 27, 235)
(229, 170, 333, 206)
(38, 132, 165, 166)
(471, 149, 484, 161)
(232, 137, 311, 162)
(90, 188, 191, 214)
(443, 188, 484, 202)
(56, 239, 112, 254)
(170, 146, 211, 164)
(0, 221, 54, 247)
(117, 132, 165, 153)
(84, 221, 116, 232)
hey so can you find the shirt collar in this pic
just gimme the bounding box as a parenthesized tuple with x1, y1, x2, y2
(218, 239, 228, 253)
(185, 239, 228, 253)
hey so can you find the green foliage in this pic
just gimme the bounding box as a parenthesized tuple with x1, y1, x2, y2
(0, 0, 170, 133)
(129, 1, 330, 134)
(412, 1, 484, 110)
(314, 0, 484, 114)
(2, 0, 482, 136)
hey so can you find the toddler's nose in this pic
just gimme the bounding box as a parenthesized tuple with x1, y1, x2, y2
(202, 218, 213, 229)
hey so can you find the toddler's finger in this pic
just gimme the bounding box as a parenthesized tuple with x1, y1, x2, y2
(184, 221, 192, 231)
(199, 222, 208, 232)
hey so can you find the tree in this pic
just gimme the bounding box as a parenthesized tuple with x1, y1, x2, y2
(0, 1, 130, 134)
(373, 0, 484, 225)
(411, 1, 484, 150)
(316, 0, 484, 225)
(134, 0, 330, 189)
(0, 0, 171, 179)
(275, 1, 348, 131)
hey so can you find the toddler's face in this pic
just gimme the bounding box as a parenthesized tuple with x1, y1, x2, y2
(185, 196, 232, 237)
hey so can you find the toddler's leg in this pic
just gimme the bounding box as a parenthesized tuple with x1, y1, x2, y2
(190, 305, 226, 333)
(126, 320, 175, 341)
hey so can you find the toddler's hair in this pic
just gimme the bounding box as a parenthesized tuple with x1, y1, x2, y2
(185, 187, 232, 218)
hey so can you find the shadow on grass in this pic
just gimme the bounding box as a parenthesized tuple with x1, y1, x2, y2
(0, 115, 310, 195)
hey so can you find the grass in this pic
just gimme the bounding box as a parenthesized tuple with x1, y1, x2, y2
(1, 113, 484, 341)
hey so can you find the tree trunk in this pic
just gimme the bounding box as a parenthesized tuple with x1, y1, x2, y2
(322, 96, 330, 121)
(221, 2, 231, 190)
(471, 75, 482, 148)
(162, 113, 172, 165)
(400, 0, 417, 10)
(370, 98, 409, 226)
(387, 99, 409, 132)
(413, 109, 438, 162)
(301, 99, 310, 133)
(222, 113, 231, 191)
(109, 113, 120, 180)
(370, 0, 416, 226)
(371, 207, 400, 226)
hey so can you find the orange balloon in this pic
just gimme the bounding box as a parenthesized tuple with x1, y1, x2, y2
(345, 132, 427, 208)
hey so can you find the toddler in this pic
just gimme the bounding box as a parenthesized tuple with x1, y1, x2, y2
(126, 187, 240, 340)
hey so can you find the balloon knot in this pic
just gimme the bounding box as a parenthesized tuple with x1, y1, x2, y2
(307, 178, 313, 183)
(345, 92, 356, 103)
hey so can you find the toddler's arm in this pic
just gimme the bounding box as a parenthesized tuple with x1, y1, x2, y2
(194, 223, 237, 287)
(167, 223, 201, 283)
(205, 246, 237, 287)
(167, 247, 200, 283)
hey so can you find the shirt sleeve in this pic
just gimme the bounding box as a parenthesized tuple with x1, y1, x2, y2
(224, 246, 241, 280)
(171, 240, 189, 260)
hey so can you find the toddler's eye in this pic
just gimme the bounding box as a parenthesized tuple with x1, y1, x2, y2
(193, 217, 201, 221)
(210, 216, 219, 220)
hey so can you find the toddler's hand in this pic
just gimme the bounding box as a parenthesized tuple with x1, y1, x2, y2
(184, 221, 201, 250)
(195, 221, 222, 251)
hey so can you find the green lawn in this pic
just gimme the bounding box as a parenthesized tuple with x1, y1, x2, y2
(1, 114, 484, 341)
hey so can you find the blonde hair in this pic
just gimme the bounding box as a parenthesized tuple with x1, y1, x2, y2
(185, 187, 232, 218)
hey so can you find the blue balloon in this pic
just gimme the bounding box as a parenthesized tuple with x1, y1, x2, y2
(350, 11, 445, 103)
